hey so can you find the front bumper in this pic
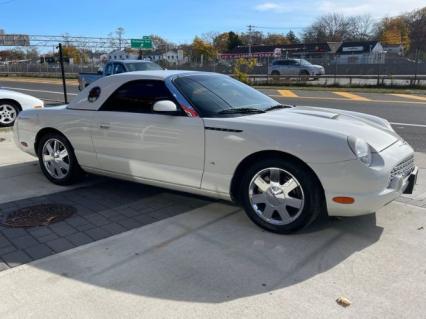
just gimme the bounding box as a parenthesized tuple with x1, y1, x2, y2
(310, 140, 416, 217)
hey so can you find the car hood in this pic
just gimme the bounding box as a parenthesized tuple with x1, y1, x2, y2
(240, 106, 400, 152)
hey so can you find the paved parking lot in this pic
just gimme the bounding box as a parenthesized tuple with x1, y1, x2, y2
(0, 125, 426, 318)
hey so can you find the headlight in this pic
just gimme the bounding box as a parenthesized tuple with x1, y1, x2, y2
(348, 137, 372, 166)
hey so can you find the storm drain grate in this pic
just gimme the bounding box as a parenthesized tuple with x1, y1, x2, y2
(0, 204, 76, 228)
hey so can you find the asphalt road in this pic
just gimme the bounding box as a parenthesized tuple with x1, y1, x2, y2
(1, 79, 425, 152)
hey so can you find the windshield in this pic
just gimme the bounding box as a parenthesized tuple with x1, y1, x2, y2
(298, 59, 312, 66)
(173, 74, 280, 117)
(125, 62, 163, 71)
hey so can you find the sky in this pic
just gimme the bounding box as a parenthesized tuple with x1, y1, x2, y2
(0, 0, 424, 43)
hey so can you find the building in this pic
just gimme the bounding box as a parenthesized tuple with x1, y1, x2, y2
(108, 49, 137, 61)
(335, 41, 385, 64)
(219, 42, 341, 61)
(146, 49, 187, 65)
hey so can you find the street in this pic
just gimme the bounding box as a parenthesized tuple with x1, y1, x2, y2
(1, 77, 426, 152)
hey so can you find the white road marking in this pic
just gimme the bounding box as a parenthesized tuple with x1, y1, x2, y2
(390, 122, 426, 128)
(2, 86, 78, 96)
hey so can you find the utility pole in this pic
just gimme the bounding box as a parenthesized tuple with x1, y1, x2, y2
(247, 25, 254, 57)
(57, 43, 68, 104)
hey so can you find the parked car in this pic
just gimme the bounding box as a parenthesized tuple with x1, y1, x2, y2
(268, 59, 325, 77)
(0, 89, 44, 127)
(13, 71, 417, 233)
(78, 60, 163, 90)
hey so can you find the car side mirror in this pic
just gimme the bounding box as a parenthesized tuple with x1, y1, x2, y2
(153, 100, 178, 113)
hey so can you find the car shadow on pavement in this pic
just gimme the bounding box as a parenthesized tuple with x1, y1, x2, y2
(22, 202, 383, 304)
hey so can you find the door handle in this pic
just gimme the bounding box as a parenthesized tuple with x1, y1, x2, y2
(99, 123, 110, 129)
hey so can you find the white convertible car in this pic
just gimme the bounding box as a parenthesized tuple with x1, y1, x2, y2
(13, 71, 417, 233)
(0, 88, 44, 127)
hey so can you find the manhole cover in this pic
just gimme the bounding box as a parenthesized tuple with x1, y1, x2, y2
(0, 204, 76, 228)
(0, 138, 5, 142)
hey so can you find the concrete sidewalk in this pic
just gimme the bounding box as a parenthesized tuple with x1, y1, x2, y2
(1, 128, 425, 318)
(0, 200, 425, 319)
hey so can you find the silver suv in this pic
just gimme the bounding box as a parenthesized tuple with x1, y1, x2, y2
(268, 59, 325, 77)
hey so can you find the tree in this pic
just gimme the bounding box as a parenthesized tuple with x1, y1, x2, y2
(286, 30, 300, 44)
(375, 17, 410, 50)
(227, 31, 242, 51)
(406, 7, 426, 55)
(24, 48, 39, 61)
(61, 45, 88, 64)
(108, 27, 125, 50)
(191, 36, 217, 63)
(348, 15, 374, 41)
(212, 32, 229, 52)
(240, 31, 264, 46)
(303, 13, 352, 42)
(150, 34, 175, 52)
(233, 58, 256, 83)
(263, 33, 290, 45)
(201, 31, 219, 44)
(0, 49, 25, 61)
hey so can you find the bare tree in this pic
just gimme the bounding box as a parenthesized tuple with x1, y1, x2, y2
(201, 31, 219, 45)
(108, 27, 125, 50)
(348, 15, 374, 41)
(303, 13, 352, 42)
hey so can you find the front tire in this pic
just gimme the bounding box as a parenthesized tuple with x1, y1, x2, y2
(37, 133, 83, 185)
(240, 158, 323, 234)
(0, 101, 20, 127)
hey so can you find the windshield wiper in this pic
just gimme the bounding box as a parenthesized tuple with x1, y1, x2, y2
(265, 104, 292, 112)
(218, 107, 266, 115)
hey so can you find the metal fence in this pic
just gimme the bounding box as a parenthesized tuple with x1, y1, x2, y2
(0, 51, 425, 87)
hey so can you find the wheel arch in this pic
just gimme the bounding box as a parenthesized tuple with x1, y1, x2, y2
(230, 150, 325, 204)
(34, 127, 73, 154)
(0, 99, 22, 112)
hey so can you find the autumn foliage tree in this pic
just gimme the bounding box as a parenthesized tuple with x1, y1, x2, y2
(191, 36, 217, 63)
(375, 17, 410, 50)
(61, 45, 88, 64)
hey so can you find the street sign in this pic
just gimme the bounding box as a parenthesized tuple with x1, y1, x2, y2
(131, 36, 153, 49)
(0, 34, 30, 46)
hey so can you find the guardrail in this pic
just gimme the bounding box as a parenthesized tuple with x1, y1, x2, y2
(0, 71, 79, 79)
(234, 74, 426, 87)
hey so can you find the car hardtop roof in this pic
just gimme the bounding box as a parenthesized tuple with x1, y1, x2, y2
(110, 70, 224, 80)
(109, 59, 155, 64)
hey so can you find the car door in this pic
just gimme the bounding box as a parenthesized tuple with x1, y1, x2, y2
(91, 79, 205, 188)
(113, 62, 126, 74)
(284, 60, 297, 75)
(280, 60, 291, 75)
(104, 62, 113, 76)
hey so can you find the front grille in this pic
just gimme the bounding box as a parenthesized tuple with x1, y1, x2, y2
(390, 155, 415, 179)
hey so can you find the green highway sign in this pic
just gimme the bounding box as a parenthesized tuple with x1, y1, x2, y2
(131, 36, 153, 49)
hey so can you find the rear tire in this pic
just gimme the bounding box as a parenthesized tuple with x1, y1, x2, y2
(299, 70, 310, 81)
(37, 132, 83, 185)
(0, 100, 20, 127)
(271, 70, 280, 81)
(240, 157, 323, 234)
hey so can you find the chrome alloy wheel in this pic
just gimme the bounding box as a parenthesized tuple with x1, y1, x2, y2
(0, 104, 17, 125)
(42, 139, 70, 179)
(249, 167, 305, 225)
